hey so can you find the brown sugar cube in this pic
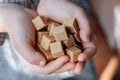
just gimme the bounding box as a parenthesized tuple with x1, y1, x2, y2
(37, 32, 49, 43)
(63, 18, 79, 34)
(40, 34, 55, 51)
(32, 16, 48, 31)
(66, 46, 81, 63)
(37, 43, 54, 61)
(74, 33, 81, 42)
(75, 44, 83, 52)
(48, 22, 60, 32)
(49, 23, 60, 36)
(50, 41, 65, 58)
(63, 35, 75, 48)
(47, 23, 52, 32)
(53, 25, 68, 41)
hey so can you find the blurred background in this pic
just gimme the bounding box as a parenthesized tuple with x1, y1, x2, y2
(0, 0, 120, 80)
(89, 0, 120, 80)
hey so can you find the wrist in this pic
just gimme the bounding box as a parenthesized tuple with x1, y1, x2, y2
(0, 4, 7, 32)
(0, 18, 6, 33)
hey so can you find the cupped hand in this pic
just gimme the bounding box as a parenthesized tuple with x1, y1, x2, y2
(37, 0, 96, 75)
(0, 4, 74, 75)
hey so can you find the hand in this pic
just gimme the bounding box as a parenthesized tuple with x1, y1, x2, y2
(37, 0, 96, 75)
(0, 4, 74, 75)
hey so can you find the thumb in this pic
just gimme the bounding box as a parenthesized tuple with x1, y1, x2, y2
(14, 41, 46, 66)
(75, 9, 91, 42)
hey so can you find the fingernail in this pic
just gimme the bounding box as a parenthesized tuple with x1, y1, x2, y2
(39, 60, 45, 67)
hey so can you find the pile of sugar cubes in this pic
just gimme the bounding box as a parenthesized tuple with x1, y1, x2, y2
(32, 16, 82, 63)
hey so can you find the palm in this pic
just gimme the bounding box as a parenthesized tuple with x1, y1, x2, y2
(8, 9, 36, 55)
(37, 0, 96, 75)
(1, 4, 43, 65)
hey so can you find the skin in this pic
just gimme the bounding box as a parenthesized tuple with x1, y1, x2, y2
(38, 0, 96, 75)
(0, 4, 75, 75)
(0, 0, 96, 75)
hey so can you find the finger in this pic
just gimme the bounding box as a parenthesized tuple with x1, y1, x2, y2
(74, 62, 86, 74)
(55, 62, 75, 73)
(67, 62, 85, 75)
(68, 70, 76, 75)
(78, 36, 96, 61)
(41, 56, 69, 74)
(78, 47, 96, 61)
(75, 10, 91, 42)
(15, 49, 69, 75)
